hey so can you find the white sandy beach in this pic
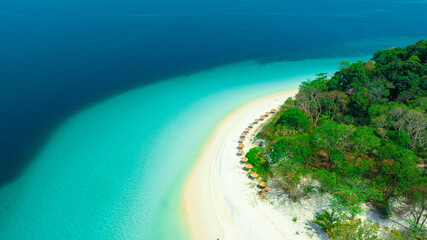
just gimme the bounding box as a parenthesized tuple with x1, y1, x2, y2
(183, 89, 318, 240)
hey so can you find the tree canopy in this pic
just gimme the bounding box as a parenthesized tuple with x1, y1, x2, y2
(252, 40, 427, 237)
(277, 108, 309, 132)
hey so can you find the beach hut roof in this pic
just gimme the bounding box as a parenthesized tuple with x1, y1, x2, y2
(241, 157, 249, 162)
(250, 172, 259, 178)
(245, 164, 253, 169)
(259, 182, 267, 187)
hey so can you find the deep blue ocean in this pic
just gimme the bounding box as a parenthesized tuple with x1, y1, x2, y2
(0, 0, 426, 186)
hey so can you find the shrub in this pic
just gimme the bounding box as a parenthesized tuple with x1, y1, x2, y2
(328, 219, 385, 240)
(406, 221, 427, 239)
(245, 147, 270, 178)
(277, 108, 309, 131)
(331, 177, 380, 219)
(284, 97, 294, 107)
(270, 161, 310, 201)
(270, 134, 312, 164)
(315, 169, 338, 192)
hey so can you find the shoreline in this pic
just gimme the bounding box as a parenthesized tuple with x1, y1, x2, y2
(183, 89, 299, 240)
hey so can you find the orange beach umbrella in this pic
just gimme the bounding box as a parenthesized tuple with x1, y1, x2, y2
(239, 138, 245, 142)
(250, 172, 259, 178)
(241, 157, 249, 162)
(241, 132, 247, 137)
(245, 164, 253, 169)
(238, 143, 245, 148)
(259, 182, 267, 187)
(238, 150, 245, 155)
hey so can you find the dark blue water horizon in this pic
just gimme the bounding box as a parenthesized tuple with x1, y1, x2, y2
(1, 0, 426, 187)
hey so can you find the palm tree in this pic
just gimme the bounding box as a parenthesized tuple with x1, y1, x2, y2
(312, 209, 340, 233)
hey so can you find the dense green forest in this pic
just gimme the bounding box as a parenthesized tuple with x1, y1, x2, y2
(247, 40, 427, 239)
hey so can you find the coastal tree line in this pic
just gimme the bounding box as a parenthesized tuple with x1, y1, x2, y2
(246, 40, 427, 239)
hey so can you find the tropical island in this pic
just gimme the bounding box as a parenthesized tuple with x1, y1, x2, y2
(241, 40, 426, 239)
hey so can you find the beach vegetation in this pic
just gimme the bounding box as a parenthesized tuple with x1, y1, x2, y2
(270, 159, 311, 201)
(328, 219, 385, 240)
(251, 40, 427, 236)
(312, 209, 340, 233)
(407, 180, 427, 230)
(245, 147, 270, 178)
(277, 108, 309, 132)
(270, 133, 312, 164)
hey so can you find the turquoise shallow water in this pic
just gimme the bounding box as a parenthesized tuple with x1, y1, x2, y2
(0, 57, 366, 239)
